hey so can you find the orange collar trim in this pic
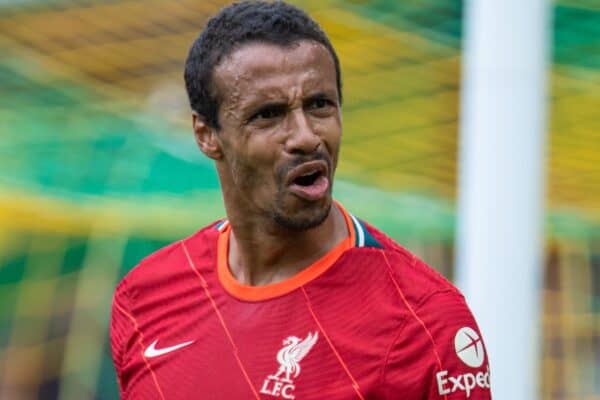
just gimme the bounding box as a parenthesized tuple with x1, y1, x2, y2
(217, 203, 356, 302)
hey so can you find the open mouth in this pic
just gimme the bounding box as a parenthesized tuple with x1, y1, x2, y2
(293, 170, 323, 187)
(286, 161, 330, 201)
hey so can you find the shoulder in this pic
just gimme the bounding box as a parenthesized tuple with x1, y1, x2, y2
(110, 219, 223, 362)
(348, 221, 492, 398)
(381, 287, 491, 398)
(349, 217, 461, 307)
(114, 219, 224, 298)
(340, 216, 490, 397)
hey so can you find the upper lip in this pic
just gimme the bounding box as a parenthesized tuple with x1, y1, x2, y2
(286, 160, 328, 186)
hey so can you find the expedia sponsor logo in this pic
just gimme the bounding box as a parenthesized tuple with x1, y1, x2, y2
(454, 327, 484, 368)
(437, 365, 491, 398)
(436, 327, 491, 398)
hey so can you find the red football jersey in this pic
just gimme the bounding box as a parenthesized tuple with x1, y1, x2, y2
(110, 204, 492, 399)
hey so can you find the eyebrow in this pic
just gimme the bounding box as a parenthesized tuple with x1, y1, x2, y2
(248, 101, 289, 114)
(240, 95, 286, 112)
(241, 101, 287, 122)
(242, 89, 338, 115)
(303, 92, 336, 103)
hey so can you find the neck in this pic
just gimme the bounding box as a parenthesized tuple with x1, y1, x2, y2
(225, 203, 347, 286)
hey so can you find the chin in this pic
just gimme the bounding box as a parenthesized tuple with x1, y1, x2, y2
(271, 197, 332, 231)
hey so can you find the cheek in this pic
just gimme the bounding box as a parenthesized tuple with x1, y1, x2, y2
(230, 143, 279, 191)
(245, 134, 283, 170)
(220, 140, 254, 187)
(314, 117, 342, 150)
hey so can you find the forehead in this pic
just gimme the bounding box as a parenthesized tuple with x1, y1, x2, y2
(212, 40, 337, 102)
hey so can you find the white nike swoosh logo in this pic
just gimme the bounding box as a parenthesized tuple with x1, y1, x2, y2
(144, 339, 195, 358)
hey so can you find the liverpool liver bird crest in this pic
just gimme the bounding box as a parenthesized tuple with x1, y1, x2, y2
(269, 331, 319, 383)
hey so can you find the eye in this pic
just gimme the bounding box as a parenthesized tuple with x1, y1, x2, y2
(307, 97, 333, 109)
(305, 96, 336, 117)
(249, 105, 286, 122)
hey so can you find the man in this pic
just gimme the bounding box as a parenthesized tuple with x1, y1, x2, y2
(110, 1, 492, 399)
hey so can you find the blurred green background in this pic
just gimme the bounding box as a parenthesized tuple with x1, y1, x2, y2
(0, 0, 598, 399)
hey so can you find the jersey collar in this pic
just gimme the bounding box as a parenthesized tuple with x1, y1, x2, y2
(216, 202, 356, 302)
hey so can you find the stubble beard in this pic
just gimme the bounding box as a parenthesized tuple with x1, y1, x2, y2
(270, 154, 334, 231)
(230, 152, 335, 232)
(270, 195, 332, 231)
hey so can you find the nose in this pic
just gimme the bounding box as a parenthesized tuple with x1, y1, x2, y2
(284, 108, 320, 155)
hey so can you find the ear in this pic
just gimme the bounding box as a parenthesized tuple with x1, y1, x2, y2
(192, 112, 223, 160)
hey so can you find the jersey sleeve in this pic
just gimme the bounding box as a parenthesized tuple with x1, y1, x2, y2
(382, 290, 492, 399)
(110, 278, 133, 398)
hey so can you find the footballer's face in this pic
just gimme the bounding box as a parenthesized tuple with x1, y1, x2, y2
(197, 40, 341, 230)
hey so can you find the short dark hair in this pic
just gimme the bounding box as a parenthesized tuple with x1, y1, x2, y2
(184, 0, 342, 130)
